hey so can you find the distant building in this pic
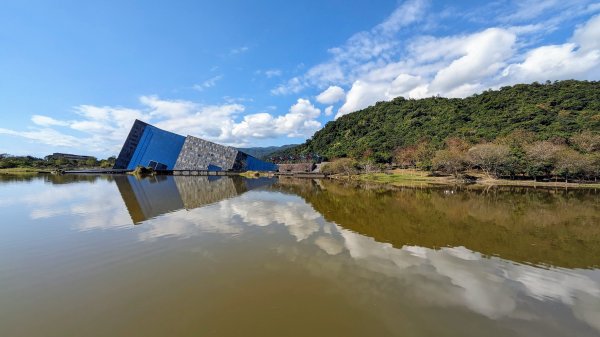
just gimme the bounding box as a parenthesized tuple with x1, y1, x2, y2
(114, 120, 278, 172)
(278, 163, 316, 173)
(46, 153, 95, 161)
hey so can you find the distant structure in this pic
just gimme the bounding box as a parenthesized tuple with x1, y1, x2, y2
(113, 120, 278, 172)
(46, 153, 95, 161)
(278, 163, 315, 173)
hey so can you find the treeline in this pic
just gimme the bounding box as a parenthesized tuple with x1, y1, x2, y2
(398, 130, 599, 181)
(0, 154, 116, 169)
(320, 130, 600, 182)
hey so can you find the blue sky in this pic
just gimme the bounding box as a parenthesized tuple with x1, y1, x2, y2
(1, 0, 599, 158)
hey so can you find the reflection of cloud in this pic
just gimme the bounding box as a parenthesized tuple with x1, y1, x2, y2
(0, 178, 132, 230)
(136, 191, 321, 242)
(335, 228, 600, 328)
(314, 236, 344, 255)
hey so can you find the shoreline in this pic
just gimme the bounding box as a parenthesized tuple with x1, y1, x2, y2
(330, 170, 600, 189)
(2, 167, 599, 189)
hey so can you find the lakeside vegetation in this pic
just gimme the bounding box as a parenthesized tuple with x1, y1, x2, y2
(0, 154, 116, 173)
(276, 80, 600, 184)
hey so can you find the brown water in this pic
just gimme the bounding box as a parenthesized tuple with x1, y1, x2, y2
(0, 174, 599, 337)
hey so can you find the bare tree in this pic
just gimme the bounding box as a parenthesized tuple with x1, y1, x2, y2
(432, 150, 469, 178)
(570, 131, 600, 153)
(553, 148, 589, 182)
(524, 141, 562, 181)
(468, 143, 510, 178)
(393, 145, 418, 168)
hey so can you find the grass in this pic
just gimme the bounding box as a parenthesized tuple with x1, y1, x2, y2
(239, 171, 274, 178)
(346, 169, 600, 189)
(354, 170, 451, 187)
(0, 167, 49, 175)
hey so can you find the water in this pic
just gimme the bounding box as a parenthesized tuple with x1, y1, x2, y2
(0, 174, 599, 337)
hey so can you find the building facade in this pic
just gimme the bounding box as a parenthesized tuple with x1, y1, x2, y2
(46, 153, 96, 161)
(114, 120, 278, 172)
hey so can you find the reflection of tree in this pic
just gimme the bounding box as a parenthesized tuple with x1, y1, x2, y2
(273, 179, 600, 268)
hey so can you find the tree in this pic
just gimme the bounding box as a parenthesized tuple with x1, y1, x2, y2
(321, 158, 360, 176)
(553, 148, 589, 182)
(468, 143, 511, 178)
(85, 157, 98, 167)
(432, 149, 470, 178)
(524, 141, 561, 181)
(587, 153, 600, 182)
(432, 138, 471, 178)
(571, 131, 600, 153)
(393, 145, 418, 168)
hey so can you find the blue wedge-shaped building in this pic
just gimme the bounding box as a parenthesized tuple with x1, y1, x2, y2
(114, 120, 278, 172)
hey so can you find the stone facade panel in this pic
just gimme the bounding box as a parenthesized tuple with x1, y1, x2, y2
(174, 136, 239, 170)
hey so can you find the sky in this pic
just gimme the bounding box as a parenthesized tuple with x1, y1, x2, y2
(1, 0, 599, 158)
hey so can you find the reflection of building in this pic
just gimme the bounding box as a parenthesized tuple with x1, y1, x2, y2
(114, 120, 277, 171)
(115, 175, 276, 224)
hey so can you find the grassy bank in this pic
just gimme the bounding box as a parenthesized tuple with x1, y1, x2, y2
(239, 171, 274, 178)
(0, 167, 49, 175)
(334, 169, 600, 189)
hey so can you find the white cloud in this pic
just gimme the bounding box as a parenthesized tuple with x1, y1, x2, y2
(193, 75, 223, 91)
(324, 106, 334, 116)
(502, 14, 600, 83)
(229, 46, 249, 55)
(573, 14, 600, 52)
(31, 115, 69, 127)
(232, 98, 321, 139)
(429, 28, 516, 94)
(271, 77, 304, 95)
(0, 96, 323, 155)
(264, 69, 282, 78)
(0, 127, 83, 147)
(316, 86, 345, 104)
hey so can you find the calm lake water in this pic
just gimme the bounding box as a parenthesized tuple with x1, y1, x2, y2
(1, 174, 599, 337)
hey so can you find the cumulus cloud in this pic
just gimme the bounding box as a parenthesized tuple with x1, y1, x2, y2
(316, 86, 345, 104)
(231, 98, 321, 139)
(502, 14, 600, 83)
(0, 96, 322, 156)
(336, 27, 518, 117)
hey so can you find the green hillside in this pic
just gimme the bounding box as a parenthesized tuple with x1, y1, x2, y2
(237, 144, 297, 160)
(278, 80, 600, 162)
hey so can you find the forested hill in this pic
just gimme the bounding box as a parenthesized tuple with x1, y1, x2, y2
(276, 80, 600, 162)
(237, 144, 297, 160)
